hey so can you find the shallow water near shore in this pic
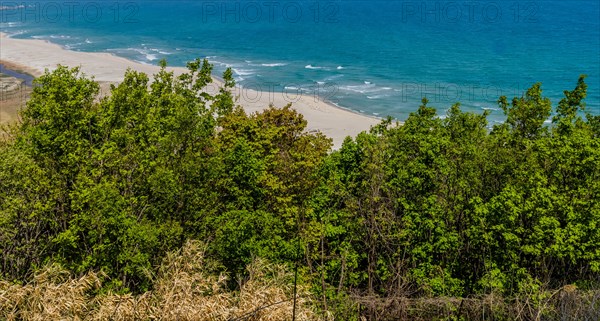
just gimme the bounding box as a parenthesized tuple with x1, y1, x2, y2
(1, 0, 598, 123)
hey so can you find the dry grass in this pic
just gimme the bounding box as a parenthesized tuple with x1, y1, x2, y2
(0, 263, 102, 320)
(353, 286, 600, 321)
(3, 241, 597, 321)
(0, 240, 326, 321)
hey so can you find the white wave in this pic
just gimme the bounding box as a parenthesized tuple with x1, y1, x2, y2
(133, 48, 154, 61)
(337, 66, 344, 70)
(151, 48, 172, 55)
(215, 61, 233, 68)
(340, 84, 375, 94)
(0, 22, 20, 27)
(0, 4, 24, 10)
(49, 34, 72, 39)
(367, 94, 391, 100)
(64, 43, 85, 49)
(284, 86, 300, 90)
(106, 47, 162, 62)
(7, 30, 26, 37)
(85, 38, 92, 44)
(232, 68, 255, 76)
(324, 74, 344, 81)
(340, 83, 392, 95)
(305, 64, 327, 70)
(261, 63, 287, 67)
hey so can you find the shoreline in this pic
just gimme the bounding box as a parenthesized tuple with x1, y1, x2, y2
(0, 32, 381, 149)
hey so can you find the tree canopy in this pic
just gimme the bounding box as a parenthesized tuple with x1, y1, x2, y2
(1, 63, 598, 320)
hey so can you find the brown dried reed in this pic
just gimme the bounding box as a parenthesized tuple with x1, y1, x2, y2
(0, 240, 326, 321)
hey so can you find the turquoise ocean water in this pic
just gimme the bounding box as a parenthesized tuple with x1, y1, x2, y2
(1, 0, 599, 123)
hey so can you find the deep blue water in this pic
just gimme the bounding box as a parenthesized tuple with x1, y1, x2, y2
(1, 0, 599, 123)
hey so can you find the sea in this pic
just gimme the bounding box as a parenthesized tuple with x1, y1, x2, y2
(1, 0, 599, 124)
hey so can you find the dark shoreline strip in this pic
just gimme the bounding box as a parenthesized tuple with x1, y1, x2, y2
(0, 63, 34, 86)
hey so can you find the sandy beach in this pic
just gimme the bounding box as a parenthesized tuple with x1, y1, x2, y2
(0, 32, 380, 148)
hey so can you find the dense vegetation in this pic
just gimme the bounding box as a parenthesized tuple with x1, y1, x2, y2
(1, 61, 599, 320)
